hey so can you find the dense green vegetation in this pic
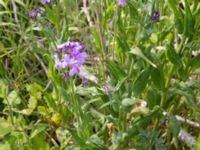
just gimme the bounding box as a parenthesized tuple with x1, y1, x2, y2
(0, 0, 200, 149)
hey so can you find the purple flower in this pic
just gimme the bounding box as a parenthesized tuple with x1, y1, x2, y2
(115, 0, 127, 6)
(69, 65, 80, 76)
(42, 0, 50, 4)
(28, 8, 39, 20)
(152, 11, 160, 23)
(55, 41, 87, 77)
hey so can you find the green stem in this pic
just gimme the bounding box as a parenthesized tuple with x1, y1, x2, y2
(5, 96, 14, 125)
(160, 36, 186, 108)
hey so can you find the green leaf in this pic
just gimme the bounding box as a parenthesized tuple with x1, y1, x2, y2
(151, 67, 165, 90)
(28, 97, 37, 109)
(56, 127, 69, 143)
(86, 135, 107, 150)
(76, 87, 99, 97)
(0, 142, 11, 150)
(0, 0, 6, 8)
(37, 106, 50, 116)
(171, 83, 199, 112)
(147, 89, 161, 109)
(122, 98, 136, 107)
(116, 35, 130, 53)
(132, 68, 151, 96)
(19, 95, 37, 115)
(30, 124, 47, 139)
(183, 0, 195, 37)
(168, 0, 184, 33)
(167, 116, 181, 138)
(92, 27, 102, 55)
(113, 77, 127, 92)
(166, 40, 183, 68)
(15, 0, 25, 7)
(0, 79, 8, 98)
(112, 131, 128, 150)
(190, 54, 200, 70)
(44, 93, 57, 111)
(4, 91, 21, 105)
(107, 60, 126, 80)
(130, 47, 157, 68)
(0, 118, 13, 138)
(31, 132, 50, 150)
(128, 2, 139, 20)
(68, 129, 86, 147)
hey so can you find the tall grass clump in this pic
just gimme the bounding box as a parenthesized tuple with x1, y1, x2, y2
(0, 0, 200, 149)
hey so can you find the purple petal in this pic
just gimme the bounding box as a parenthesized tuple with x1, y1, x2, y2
(69, 66, 80, 76)
(116, 0, 127, 6)
(55, 55, 63, 68)
(28, 8, 39, 20)
(42, 0, 50, 4)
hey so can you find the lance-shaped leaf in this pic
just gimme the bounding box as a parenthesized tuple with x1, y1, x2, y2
(132, 68, 151, 96)
(166, 37, 183, 69)
(130, 47, 157, 68)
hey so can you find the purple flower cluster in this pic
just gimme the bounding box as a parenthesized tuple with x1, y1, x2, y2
(28, 8, 39, 20)
(42, 0, 50, 4)
(152, 11, 160, 23)
(55, 41, 87, 77)
(115, 0, 127, 6)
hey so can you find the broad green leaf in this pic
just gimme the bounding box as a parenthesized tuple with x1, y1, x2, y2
(0, 23, 17, 27)
(37, 106, 50, 116)
(166, 42, 182, 69)
(76, 87, 99, 96)
(171, 83, 199, 112)
(0, 142, 11, 150)
(107, 60, 126, 80)
(99, 100, 115, 110)
(4, 90, 21, 105)
(19, 95, 37, 115)
(130, 47, 157, 68)
(122, 98, 136, 107)
(147, 89, 161, 109)
(30, 124, 47, 139)
(51, 113, 61, 125)
(82, 98, 101, 110)
(28, 97, 37, 109)
(132, 68, 151, 96)
(20, 108, 34, 115)
(190, 54, 200, 70)
(31, 132, 50, 150)
(183, 0, 195, 37)
(86, 135, 107, 150)
(0, 118, 13, 138)
(151, 67, 165, 90)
